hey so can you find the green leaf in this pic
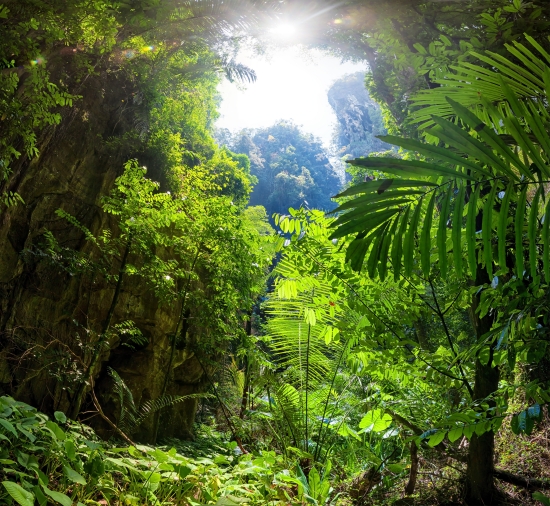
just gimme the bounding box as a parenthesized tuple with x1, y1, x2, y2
(515, 186, 528, 278)
(533, 492, 550, 506)
(447, 426, 463, 443)
(367, 222, 389, 278)
(392, 207, 409, 281)
(359, 409, 392, 433)
(54, 412, 67, 424)
(41, 485, 73, 506)
(466, 184, 481, 278)
(427, 430, 446, 447)
(452, 181, 466, 277)
(347, 156, 476, 180)
(32, 485, 48, 506)
(46, 420, 66, 441)
(64, 439, 76, 461)
(379, 134, 494, 179)
(0, 418, 17, 437)
(445, 97, 522, 181)
(329, 208, 399, 240)
(378, 218, 398, 280)
(482, 182, 498, 278)
(404, 199, 424, 276)
(2, 481, 34, 506)
(333, 178, 435, 198)
(421, 191, 437, 277)
(497, 183, 513, 270)
(529, 186, 542, 280)
(63, 465, 87, 485)
(438, 182, 453, 277)
(429, 116, 510, 176)
(543, 196, 550, 282)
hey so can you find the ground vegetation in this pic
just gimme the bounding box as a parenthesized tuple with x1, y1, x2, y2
(2, 1, 550, 506)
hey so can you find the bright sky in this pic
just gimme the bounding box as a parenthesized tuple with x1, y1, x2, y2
(216, 44, 365, 147)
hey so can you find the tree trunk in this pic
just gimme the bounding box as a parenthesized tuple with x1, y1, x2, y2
(405, 440, 419, 495)
(465, 358, 499, 504)
(465, 278, 499, 505)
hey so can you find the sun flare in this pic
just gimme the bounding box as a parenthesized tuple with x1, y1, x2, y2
(269, 22, 298, 39)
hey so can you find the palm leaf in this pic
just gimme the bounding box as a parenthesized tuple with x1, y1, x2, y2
(334, 57, 550, 281)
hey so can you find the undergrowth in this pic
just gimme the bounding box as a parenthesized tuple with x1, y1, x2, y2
(0, 396, 340, 505)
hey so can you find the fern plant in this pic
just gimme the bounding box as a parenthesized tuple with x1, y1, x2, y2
(108, 368, 211, 437)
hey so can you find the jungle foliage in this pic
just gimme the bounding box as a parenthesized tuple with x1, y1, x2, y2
(2, 0, 550, 506)
(219, 121, 341, 217)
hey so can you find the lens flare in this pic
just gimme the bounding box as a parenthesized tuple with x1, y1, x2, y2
(270, 23, 297, 39)
(31, 56, 45, 66)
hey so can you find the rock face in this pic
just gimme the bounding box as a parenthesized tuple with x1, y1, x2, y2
(0, 63, 206, 442)
(327, 72, 388, 159)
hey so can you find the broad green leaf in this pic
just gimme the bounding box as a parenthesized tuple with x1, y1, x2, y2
(404, 199, 424, 276)
(532, 492, 550, 506)
(41, 485, 72, 506)
(529, 186, 542, 280)
(427, 430, 446, 447)
(63, 465, 87, 485)
(64, 439, 76, 461)
(46, 420, 66, 441)
(452, 181, 466, 277)
(333, 178, 435, 198)
(447, 426, 463, 443)
(392, 207, 409, 281)
(359, 409, 392, 433)
(515, 186, 528, 278)
(482, 182, 498, 278)
(466, 184, 481, 278)
(367, 222, 389, 278)
(378, 217, 398, 280)
(2, 481, 34, 506)
(346, 157, 475, 180)
(421, 191, 436, 277)
(0, 418, 17, 437)
(438, 182, 453, 277)
(544, 196, 550, 282)
(497, 183, 513, 270)
(54, 411, 67, 424)
(378, 134, 494, 179)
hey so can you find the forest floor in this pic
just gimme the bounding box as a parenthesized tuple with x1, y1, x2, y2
(356, 412, 550, 506)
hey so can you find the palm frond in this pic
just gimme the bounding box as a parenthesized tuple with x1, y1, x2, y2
(332, 53, 550, 280)
(410, 36, 550, 130)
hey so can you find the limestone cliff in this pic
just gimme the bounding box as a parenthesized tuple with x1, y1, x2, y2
(328, 72, 389, 160)
(0, 60, 208, 442)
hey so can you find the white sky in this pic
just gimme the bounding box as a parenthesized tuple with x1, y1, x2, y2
(216, 45, 365, 147)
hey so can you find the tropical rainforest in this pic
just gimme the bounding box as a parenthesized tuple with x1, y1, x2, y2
(1, 1, 550, 505)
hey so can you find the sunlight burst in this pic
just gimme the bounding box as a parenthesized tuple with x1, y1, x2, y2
(269, 22, 297, 40)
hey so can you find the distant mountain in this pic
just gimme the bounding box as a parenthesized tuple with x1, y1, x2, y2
(328, 72, 389, 161)
(218, 121, 341, 219)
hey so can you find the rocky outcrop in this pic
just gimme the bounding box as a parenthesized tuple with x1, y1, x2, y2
(328, 72, 389, 159)
(0, 60, 206, 441)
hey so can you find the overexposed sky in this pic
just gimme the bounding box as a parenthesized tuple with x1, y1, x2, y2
(216, 45, 365, 147)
